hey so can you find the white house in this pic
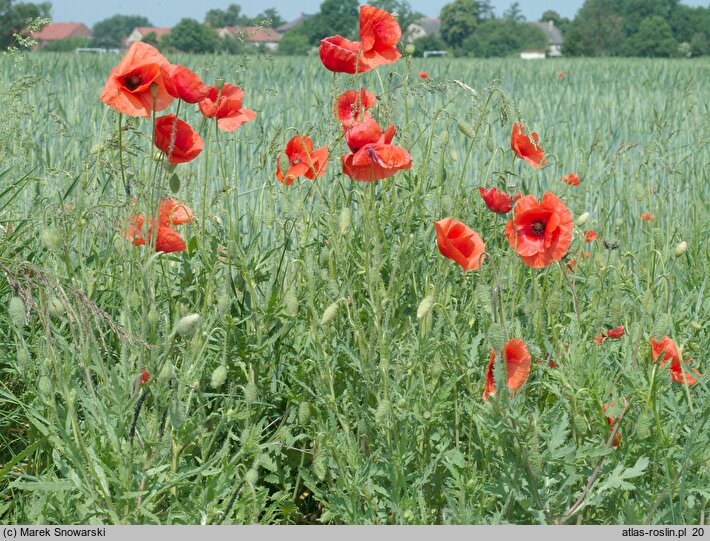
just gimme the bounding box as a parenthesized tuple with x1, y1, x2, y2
(520, 49, 546, 60)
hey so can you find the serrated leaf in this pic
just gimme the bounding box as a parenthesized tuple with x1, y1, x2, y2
(549, 412, 570, 453)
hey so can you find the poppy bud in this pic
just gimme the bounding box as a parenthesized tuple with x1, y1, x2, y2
(439, 130, 449, 149)
(486, 127, 495, 152)
(575, 212, 590, 227)
(215, 77, 225, 90)
(8, 296, 26, 328)
(321, 301, 339, 325)
(298, 401, 311, 425)
(210, 365, 227, 389)
(690, 320, 701, 330)
(312, 451, 327, 481)
(38, 375, 52, 398)
(652, 313, 673, 341)
(404, 43, 415, 55)
(633, 184, 645, 201)
(16, 346, 30, 373)
(615, 218, 624, 227)
(339, 207, 351, 236)
(217, 294, 231, 316)
(244, 381, 257, 403)
(47, 296, 64, 318)
(604, 240, 619, 250)
(457, 120, 475, 139)
(675, 241, 687, 257)
(375, 399, 391, 424)
(488, 323, 506, 353)
(652, 230, 664, 250)
(175, 313, 200, 338)
(417, 295, 435, 320)
(636, 411, 651, 439)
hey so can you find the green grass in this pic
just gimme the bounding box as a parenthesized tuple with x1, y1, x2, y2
(0, 51, 708, 524)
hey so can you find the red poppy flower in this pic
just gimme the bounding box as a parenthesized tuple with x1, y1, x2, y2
(641, 213, 655, 222)
(562, 173, 580, 186)
(341, 117, 412, 182)
(154, 114, 204, 164)
(126, 198, 194, 253)
(276, 135, 329, 186)
(335, 87, 377, 128)
(510, 122, 547, 169)
(433, 218, 485, 273)
(606, 325, 625, 339)
(319, 6, 401, 74)
(139, 368, 151, 384)
(505, 192, 573, 268)
(483, 338, 531, 401)
(100, 42, 173, 119)
(419, 71, 428, 79)
(583, 230, 598, 242)
(566, 259, 577, 272)
(651, 336, 701, 385)
(603, 403, 622, 447)
(479, 186, 522, 214)
(559, 72, 565, 79)
(161, 64, 209, 103)
(548, 360, 558, 368)
(594, 333, 606, 345)
(198, 83, 256, 132)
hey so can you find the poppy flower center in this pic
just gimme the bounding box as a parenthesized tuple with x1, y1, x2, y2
(531, 221, 546, 236)
(124, 75, 142, 90)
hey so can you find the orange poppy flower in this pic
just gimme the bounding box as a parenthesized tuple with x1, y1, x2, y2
(483, 338, 531, 401)
(641, 213, 655, 222)
(419, 71, 428, 79)
(479, 186, 521, 214)
(319, 6, 401, 74)
(510, 122, 547, 169)
(154, 115, 204, 164)
(603, 403, 622, 447)
(562, 173, 580, 186)
(198, 83, 256, 132)
(583, 230, 598, 242)
(161, 64, 209, 103)
(504, 192, 573, 268)
(650, 336, 701, 385)
(341, 117, 412, 182)
(100, 42, 173, 119)
(433, 218, 485, 273)
(276, 135, 329, 186)
(606, 325, 625, 339)
(335, 87, 377, 128)
(126, 198, 194, 253)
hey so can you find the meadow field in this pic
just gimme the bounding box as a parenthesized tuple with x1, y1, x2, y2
(0, 48, 708, 524)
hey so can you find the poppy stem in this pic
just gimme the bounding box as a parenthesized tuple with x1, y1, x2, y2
(117, 114, 129, 199)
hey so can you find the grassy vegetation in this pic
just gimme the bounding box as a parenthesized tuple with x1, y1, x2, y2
(0, 51, 708, 524)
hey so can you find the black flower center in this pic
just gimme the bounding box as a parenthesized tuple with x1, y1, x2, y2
(531, 221, 546, 236)
(124, 75, 142, 91)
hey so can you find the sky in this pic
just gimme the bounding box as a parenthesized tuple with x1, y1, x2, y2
(48, 0, 708, 28)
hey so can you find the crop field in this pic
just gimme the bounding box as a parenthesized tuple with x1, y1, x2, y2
(0, 43, 708, 525)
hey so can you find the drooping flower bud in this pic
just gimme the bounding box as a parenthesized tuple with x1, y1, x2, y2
(175, 313, 200, 338)
(674, 241, 687, 257)
(575, 212, 590, 227)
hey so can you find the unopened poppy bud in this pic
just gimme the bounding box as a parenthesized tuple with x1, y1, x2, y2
(457, 120, 475, 139)
(284, 288, 298, 317)
(312, 451, 327, 481)
(147, 306, 159, 327)
(439, 130, 449, 149)
(215, 77, 225, 90)
(604, 240, 619, 250)
(158, 361, 174, 381)
(149, 83, 159, 98)
(339, 207, 351, 236)
(8, 296, 26, 328)
(417, 294, 435, 320)
(615, 218, 624, 227)
(375, 399, 391, 424)
(211, 365, 228, 389)
(404, 43, 415, 55)
(486, 127, 495, 152)
(633, 183, 645, 201)
(38, 375, 52, 398)
(175, 313, 200, 337)
(321, 301, 339, 325)
(652, 313, 673, 341)
(690, 320, 701, 330)
(674, 241, 687, 257)
(575, 212, 590, 227)
(244, 381, 257, 403)
(488, 323, 506, 352)
(298, 401, 311, 425)
(16, 346, 30, 372)
(48, 296, 64, 318)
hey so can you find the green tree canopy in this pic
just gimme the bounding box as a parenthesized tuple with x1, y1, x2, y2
(563, 0, 625, 56)
(162, 18, 220, 53)
(0, 0, 51, 48)
(462, 19, 547, 57)
(253, 8, 285, 28)
(278, 29, 312, 55)
(411, 34, 446, 56)
(623, 15, 678, 56)
(503, 2, 525, 23)
(369, 0, 423, 37)
(91, 14, 152, 49)
(440, 0, 478, 49)
(204, 4, 249, 27)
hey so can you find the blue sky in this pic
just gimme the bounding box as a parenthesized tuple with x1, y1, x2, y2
(51, 0, 708, 27)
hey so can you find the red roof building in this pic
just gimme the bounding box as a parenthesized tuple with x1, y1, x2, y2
(32, 23, 92, 44)
(218, 26, 281, 50)
(125, 27, 172, 47)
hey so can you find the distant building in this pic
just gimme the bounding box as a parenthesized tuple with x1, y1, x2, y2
(520, 49, 546, 60)
(406, 17, 441, 43)
(532, 20, 564, 57)
(125, 27, 172, 47)
(31, 23, 91, 47)
(218, 26, 281, 51)
(276, 13, 314, 34)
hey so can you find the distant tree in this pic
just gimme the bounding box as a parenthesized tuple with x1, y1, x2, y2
(462, 18, 546, 57)
(0, 0, 52, 48)
(141, 31, 159, 47)
(411, 34, 446, 56)
(91, 14, 151, 49)
(162, 18, 220, 53)
(278, 29, 312, 55)
(252, 8, 285, 28)
(475, 0, 495, 21)
(41, 36, 90, 52)
(315, 0, 359, 40)
(503, 2, 525, 23)
(440, 0, 478, 49)
(623, 15, 678, 56)
(563, 0, 625, 56)
(369, 0, 424, 36)
(204, 4, 249, 27)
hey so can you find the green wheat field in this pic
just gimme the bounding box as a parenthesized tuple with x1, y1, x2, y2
(0, 50, 708, 524)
